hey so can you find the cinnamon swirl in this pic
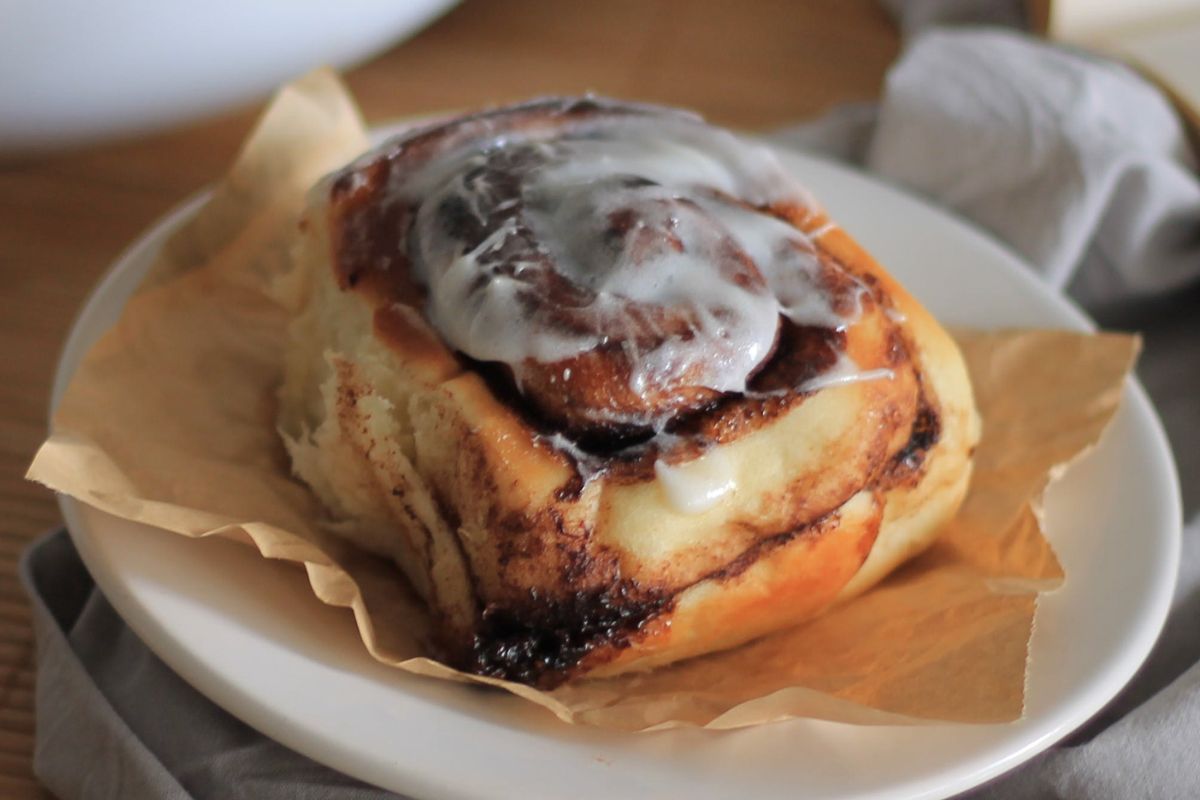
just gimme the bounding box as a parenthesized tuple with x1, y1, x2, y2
(278, 97, 980, 687)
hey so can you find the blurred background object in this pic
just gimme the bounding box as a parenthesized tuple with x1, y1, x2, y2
(0, 0, 459, 153)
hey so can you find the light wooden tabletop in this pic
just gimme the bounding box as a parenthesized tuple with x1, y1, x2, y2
(0, 1, 897, 796)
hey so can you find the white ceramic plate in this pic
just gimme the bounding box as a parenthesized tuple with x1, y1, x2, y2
(53, 150, 1181, 800)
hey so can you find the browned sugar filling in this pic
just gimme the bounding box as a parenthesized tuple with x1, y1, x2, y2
(468, 585, 674, 687)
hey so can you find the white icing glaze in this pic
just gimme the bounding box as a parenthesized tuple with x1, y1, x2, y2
(799, 354, 895, 393)
(391, 108, 860, 398)
(808, 220, 838, 239)
(654, 448, 737, 514)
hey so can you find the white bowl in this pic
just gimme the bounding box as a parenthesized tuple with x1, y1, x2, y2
(0, 0, 458, 153)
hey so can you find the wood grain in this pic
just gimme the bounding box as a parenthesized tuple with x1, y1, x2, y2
(0, 1, 896, 796)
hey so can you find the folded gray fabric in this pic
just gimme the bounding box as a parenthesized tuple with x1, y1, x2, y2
(20, 530, 397, 800)
(22, 22, 1200, 800)
(775, 28, 1200, 308)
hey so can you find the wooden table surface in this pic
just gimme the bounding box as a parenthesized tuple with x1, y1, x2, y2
(0, 2, 897, 795)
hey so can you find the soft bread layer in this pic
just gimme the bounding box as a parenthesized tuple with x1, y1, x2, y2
(589, 489, 884, 677)
(279, 198, 980, 684)
(278, 217, 477, 643)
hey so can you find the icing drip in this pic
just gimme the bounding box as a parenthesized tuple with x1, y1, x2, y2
(654, 449, 737, 514)
(798, 354, 895, 394)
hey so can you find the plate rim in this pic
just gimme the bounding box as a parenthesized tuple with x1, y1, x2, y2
(50, 148, 1183, 800)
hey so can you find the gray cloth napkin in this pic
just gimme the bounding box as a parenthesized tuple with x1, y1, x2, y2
(22, 23, 1200, 800)
(775, 27, 1200, 308)
(20, 531, 386, 800)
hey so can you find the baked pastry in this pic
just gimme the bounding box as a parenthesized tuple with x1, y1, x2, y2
(278, 97, 981, 687)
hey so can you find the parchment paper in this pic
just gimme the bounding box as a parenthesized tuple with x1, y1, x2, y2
(27, 70, 1140, 731)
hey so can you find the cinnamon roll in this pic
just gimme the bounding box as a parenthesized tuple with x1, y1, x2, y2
(278, 98, 980, 687)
